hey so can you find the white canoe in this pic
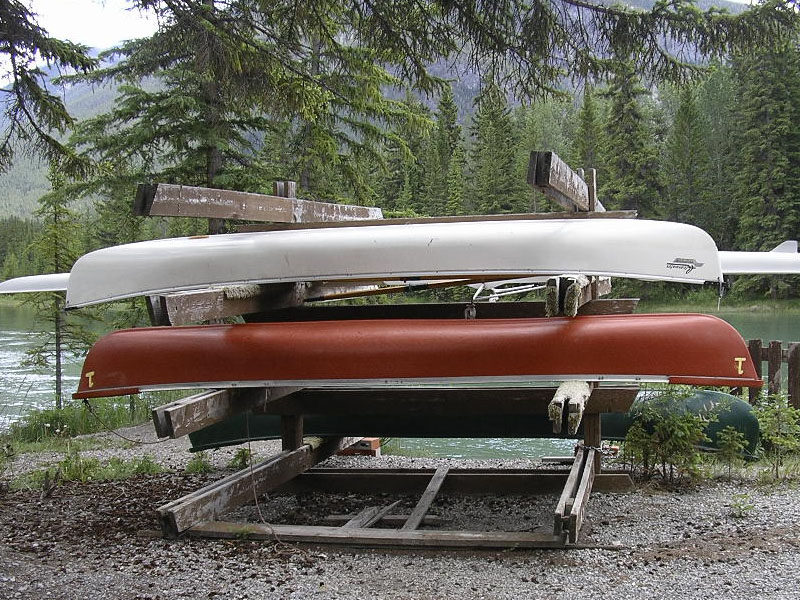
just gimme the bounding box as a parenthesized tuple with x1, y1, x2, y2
(720, 241, 800, 274)
(0, 273, 70, 294)
(65, 219, 722, 308)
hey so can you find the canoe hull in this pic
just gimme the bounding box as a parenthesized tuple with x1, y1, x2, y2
(73, 313, 762, 399)
(65, 219, 723, 308)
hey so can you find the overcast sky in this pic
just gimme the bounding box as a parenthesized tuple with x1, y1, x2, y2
(27, 0, 158, 50)
(28, 0, 753, 52)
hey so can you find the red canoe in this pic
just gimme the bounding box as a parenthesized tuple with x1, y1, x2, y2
(73, 314, 762, 399)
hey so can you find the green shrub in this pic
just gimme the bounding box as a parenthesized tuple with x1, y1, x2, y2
(717, 426, 747, 479)
(753, 394, 800, 480)
(185, 451, 214, 474)
(227, 448, 253, 470)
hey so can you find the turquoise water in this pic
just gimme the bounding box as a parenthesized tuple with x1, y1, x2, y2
(1, 302, 798, 456)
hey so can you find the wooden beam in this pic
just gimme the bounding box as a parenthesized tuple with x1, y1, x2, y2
(237, 209, 637, 232)
(324, 514, 446, 527)
(157, 436, 360, 536)
(568, 448, 596, 544)
(163, 282, 381, 325)
(263, 387, 639, 417)
(343, 501, 402, 529)
(528, 151, 590, 212)
(248, 299, 639, 323)
(281, 415, 304, 451)
(275, 468, 633, 496)
(152, 388, 295, 439)
(553, 446, 585, 535)
(748, 339, 763, 403)
(134, 183, 382, 223)
(768, 340, 783, 396)
(788, 343, 800, 409)
(401, 466, 449, 531)
(188, 520, 568, 548)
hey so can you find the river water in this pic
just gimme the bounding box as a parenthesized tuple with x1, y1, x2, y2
(1, 302, 798, 457)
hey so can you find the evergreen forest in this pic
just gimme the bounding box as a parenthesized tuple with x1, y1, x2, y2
(2, 0, 800, 300)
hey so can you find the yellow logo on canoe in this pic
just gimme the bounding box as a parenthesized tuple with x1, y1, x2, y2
(734, 358, 746, 375)
(85, 371, 95, 388)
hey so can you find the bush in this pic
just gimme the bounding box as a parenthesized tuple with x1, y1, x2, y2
(622, 387, 712, 482)
(752, 394, 800, 480)
(185, 451, 214, 474)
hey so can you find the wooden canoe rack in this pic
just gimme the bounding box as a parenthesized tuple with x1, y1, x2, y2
(139, 155, 637, 549)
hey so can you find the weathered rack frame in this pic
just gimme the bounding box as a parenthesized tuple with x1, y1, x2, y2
(741, 339, 800, 406)
(139, 152, 637, 548)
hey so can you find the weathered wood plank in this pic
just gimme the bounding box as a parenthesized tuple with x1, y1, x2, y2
(401, 466, 449, 531)
(553, 446, 586, 535)
(188, 521, 569, 548)
(529, 151, 589, 211)
(237, 210, 638, 232)
(157, 436, 360, 536)
(249, 299, 639, 323)
(277, 469, 633, 495)
(583, 413, 602, 472)
(134, 183, 382, 223)
(163, 282, 381, 325)
(325, 514, 446, 527)
(343, 501, 402, 529)
(768, 340, 783, 396)
(568, 448, 596, 544)
(788, 343, 800, 409)
(152, 388, 291, 439)
(748, 339, 763, 404)
(263, 386, 640, 417)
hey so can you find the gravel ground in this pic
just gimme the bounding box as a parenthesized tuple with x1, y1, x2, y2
(2, 423, 800, 599)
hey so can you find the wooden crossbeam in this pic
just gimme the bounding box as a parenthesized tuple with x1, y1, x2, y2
(527, 152, 606, 212)
(152, 388, 299, 439)
(134, 183, 382, 223)
(157, 436, 359, 536)
(188, 521, 568, 548)
(237, 209, 636, 232)
(263, 387, 639, 417)
(553, 446, 586, 535)
(249, 299, 639, 323)
(325, 514, 446, 527)
(402, 466, 449, 531)
(276, 468, 633, 496)
(343, 501, 402, 529)
(568, 448, 596, 543)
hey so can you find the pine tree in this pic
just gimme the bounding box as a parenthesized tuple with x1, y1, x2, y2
(731, 43, 800, 297)
(661, 85, 712, 229)
(25, 166, 95, 409)
(469, 81, 527, 214)
(600, 61, 662, 216)
(445, 142, 467, 215)
(573, 88, 603, 173)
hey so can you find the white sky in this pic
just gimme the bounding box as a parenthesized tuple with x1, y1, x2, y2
(26, 0, 159, 50)
(28, 0, 753, 51)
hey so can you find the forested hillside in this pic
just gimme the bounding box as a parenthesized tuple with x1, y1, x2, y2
(1, 0, 797, 300)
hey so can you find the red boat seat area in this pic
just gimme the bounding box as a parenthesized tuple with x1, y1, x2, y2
(73, 314, 762, 399)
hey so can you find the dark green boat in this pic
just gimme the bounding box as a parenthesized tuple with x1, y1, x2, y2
(188, 389, 759, 456)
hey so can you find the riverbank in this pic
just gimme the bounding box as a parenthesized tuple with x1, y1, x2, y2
(2, 423, 800, 599)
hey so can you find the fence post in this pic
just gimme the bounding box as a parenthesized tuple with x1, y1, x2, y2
(747, 339, 763, 403)
(788, 343, 800, 408)
(768, 340, 782, 396)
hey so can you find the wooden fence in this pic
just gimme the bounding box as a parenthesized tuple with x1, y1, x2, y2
(742, 339, 800, 407)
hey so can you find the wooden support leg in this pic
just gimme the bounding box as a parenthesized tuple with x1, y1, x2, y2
(281, 415, 304, 451)
(583, 412, 602, 473)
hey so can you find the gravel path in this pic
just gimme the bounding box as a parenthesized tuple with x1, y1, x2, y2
(2, 423, 800, 599)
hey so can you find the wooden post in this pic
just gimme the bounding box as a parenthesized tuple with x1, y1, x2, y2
(768, 340, 783, 396)
(281, 415, 304, 451)
(748, 339, 763, 403)
(583, 413, 602, 473)
(587, 169, 598, 212)
(788, 343, 800, 408)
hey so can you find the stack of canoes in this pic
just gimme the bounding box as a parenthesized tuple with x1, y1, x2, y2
(0, 219, 773, 421)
